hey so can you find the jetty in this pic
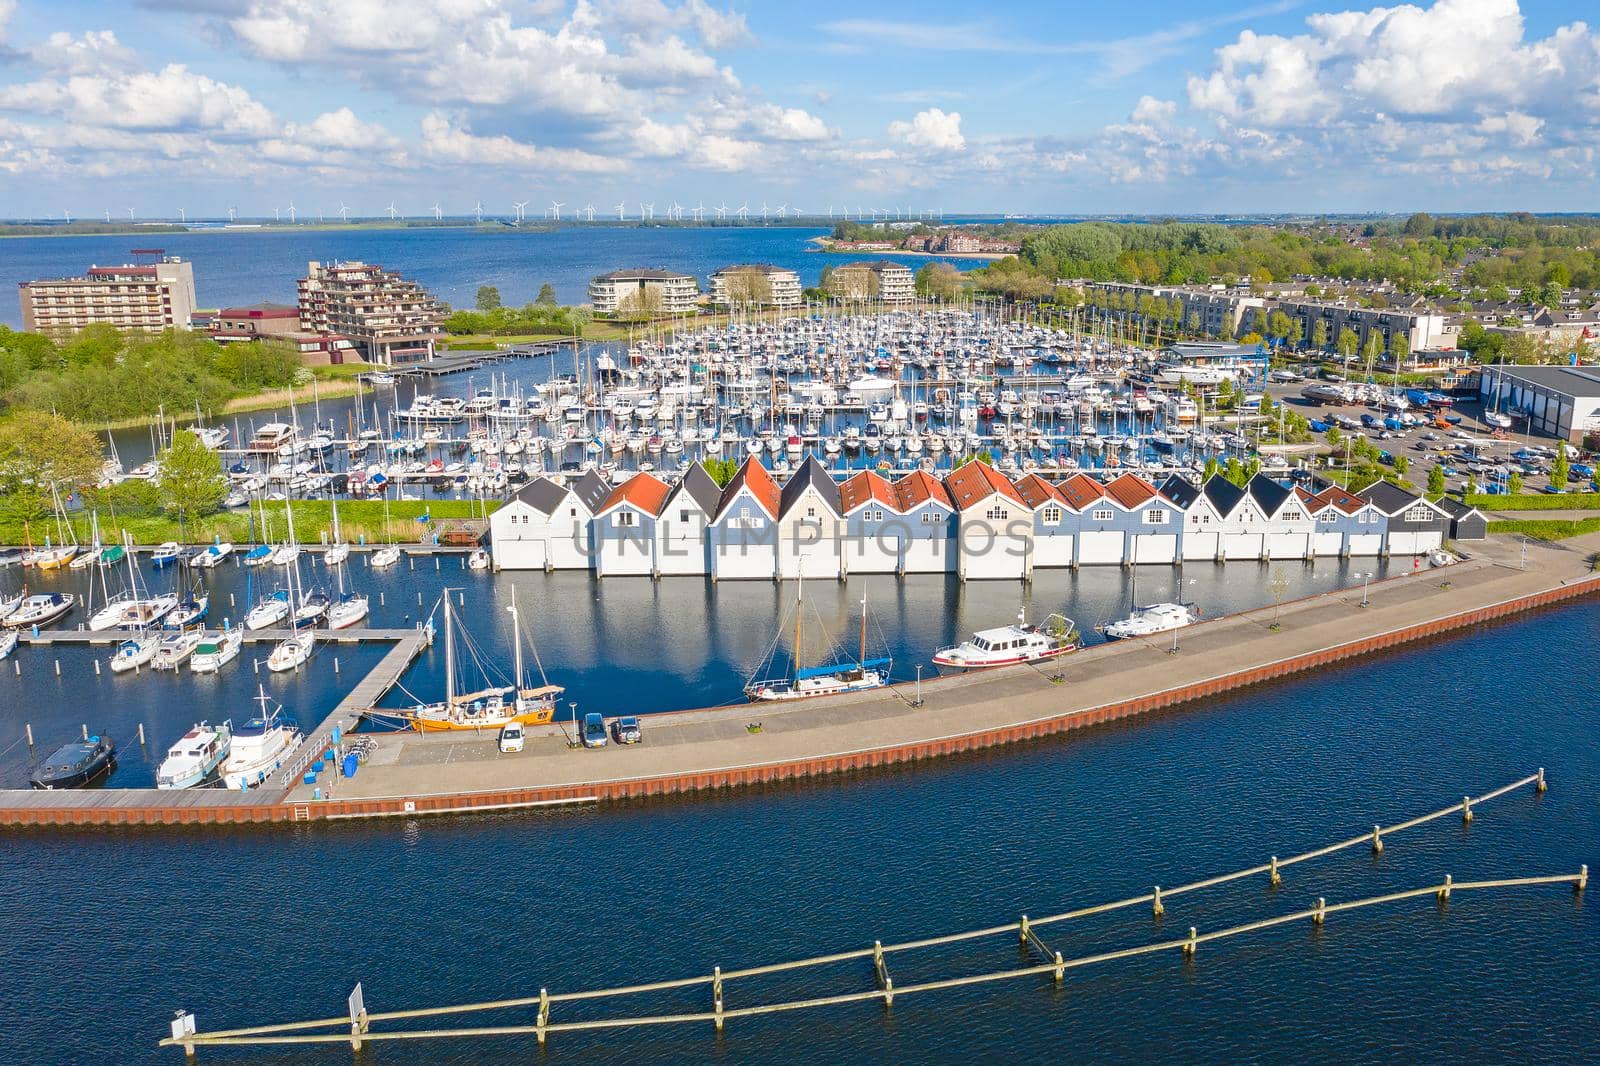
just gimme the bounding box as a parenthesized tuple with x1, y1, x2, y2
(1, 532, 1597, 827)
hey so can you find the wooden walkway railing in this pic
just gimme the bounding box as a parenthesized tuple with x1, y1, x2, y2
(159, 770, 1587, 1056)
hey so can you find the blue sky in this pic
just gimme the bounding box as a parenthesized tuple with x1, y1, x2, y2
(0, 0, 1595, 217)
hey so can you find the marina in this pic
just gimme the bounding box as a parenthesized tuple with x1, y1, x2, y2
(0, 529, 1594, 826)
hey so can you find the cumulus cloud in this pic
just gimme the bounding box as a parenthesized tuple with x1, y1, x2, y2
(283, 107, 398, 151)
(1129, 95, 1178, 126)
(887, 108, 965, 151)
(419, 112, 622, 174)
(0, 64, 277, 137)
(28, 30, 140, 74)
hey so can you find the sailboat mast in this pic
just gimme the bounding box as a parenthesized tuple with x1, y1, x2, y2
(793, 570, 803, 674)
(859, 595, 867, 667)
(508, 588, 524, 688)
(443, 592, 456, 706)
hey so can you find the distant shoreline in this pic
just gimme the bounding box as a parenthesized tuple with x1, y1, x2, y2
(0, 220, 844, 240)
(808, 237, 1013, 260)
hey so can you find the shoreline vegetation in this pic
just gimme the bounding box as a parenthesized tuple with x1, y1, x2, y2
(807, 237, 1011, 260)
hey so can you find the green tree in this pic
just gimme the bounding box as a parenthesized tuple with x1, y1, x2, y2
(1551, 441, 1569, 489)
(1507, 470, 1523, 496)
(1202, 456, 1220, 482)
(1427, 463, 1446, 499)
(0, 410, 103, 527)
(1391, 332, 1410, 368)
(475, 285, 502, 311)
(155, 432, 227, 534)
(535, 283, 559, 307)
(1311, 317, 1330, 351)
(1336, 327, 1358, 364)
(722, 268, 775, 307)
(914, 262, 961, 301)
(701, 457, 740, 487)
(1392, 453, 1410, 476)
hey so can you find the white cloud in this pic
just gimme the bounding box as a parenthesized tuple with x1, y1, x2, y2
(888, 108, 965, 151)
(28, 30, 139, 74)
(0, 64, 277, 137)
(1130, 95, 1177, 126)
(283, 107, 398, 150)
(418, 112, 622, 173)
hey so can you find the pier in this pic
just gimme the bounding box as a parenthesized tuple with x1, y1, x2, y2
(153, 774, 1585, 1055)
(0, 532, 1597, 827)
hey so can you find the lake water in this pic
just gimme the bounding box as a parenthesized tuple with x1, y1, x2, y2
(1, 574, 1594, 1063)
(0, 224, 988, 328)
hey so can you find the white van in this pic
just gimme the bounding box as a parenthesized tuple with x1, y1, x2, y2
(498, 722, 525, 753)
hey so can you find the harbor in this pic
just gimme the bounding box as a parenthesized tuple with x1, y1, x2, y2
(2, 529, 1595, 826)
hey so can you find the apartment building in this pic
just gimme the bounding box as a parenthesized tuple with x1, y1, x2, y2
(829, 261, 916, 304)
(19, 256, 197, 334)
(588, 268, 699, 315)
(296, 260, 444, 366)
(708, 264, 802, 308)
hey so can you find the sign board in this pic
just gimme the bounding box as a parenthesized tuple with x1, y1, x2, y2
(169, 1012, 196, 1041)
(349, 983, 365, 1028)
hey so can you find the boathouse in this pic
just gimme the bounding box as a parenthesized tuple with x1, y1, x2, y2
(1309, 484, 1384, 556)
(1056, 473, 1108, 566)
(488, 477, 589, 571)
(946, 460, 1030, 580)
(777, 454, 844, 580)
(709, 457, 781, 580)
(592, 472, 672, 577)
(1357, 480, 1450, 556)
(1015, 473, 1074, 571)
(1246, 474, 1312, 560)
(655, 462, 720, 575)
(1435, 497, 1487, 541)
(839, 471, 903, 575)
(1105, 472, 1183, 565)
(892, 470, 957, 573)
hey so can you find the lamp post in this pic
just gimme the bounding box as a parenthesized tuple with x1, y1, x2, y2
(914, 665, 923, 708)
(1357, 571, 1373, 607)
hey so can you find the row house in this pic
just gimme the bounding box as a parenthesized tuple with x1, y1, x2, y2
(490, 459, 1458, 576)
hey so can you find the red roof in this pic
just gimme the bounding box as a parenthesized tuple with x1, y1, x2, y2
(1056, 473, 1107, 510)
(1294, 486, 1327, 511)
(1104, 473, 1158, 509)
(1012, 473, 1063, 509)
(599, 472, 671, 516)
(1313, 486, 1366, 514)
(719, 456, 781, 519)
(838, 470, 896, 513)
(892, 469, 953, 511)
(943, 460, 1023, 509)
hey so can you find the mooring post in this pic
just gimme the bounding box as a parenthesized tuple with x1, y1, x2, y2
(874, 940, 894, 1007)
(1182, 927, 1197, 961)
(25, 722, 33, 749)
(536, 987, 549, 1045)
(1578, 865, 1589, 893)
(1437, 874, 1452, 904)
(1269, 855, 1281, 888)
(1152, 885, 1164, 918)
(713, 966, 724, 1032)
(1312, 896, 1327, 926)
(1018, 915, 1030, 944)
(1462, 796, 1473, 824)
(1536, 767, 1548, 793)
(138, 722, 146, 747)
(1371, 825, 1384, 854)
(1053, 949, 1065, 984)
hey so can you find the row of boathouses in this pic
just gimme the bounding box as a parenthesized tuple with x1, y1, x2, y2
(488, 458, 1481, 580)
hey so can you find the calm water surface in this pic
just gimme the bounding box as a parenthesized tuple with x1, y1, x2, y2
(0, 562, 1596, 1063)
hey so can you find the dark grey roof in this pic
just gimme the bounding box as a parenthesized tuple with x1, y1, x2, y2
(594, 268, 694, 281)
(1246, 473, 1293, 516)
(779, 453, 840, 516)
(571, 470, 611, 512)
(1356, 479, 1424, 515)
(1201, 475, 1245, 517)
(1434, 497, 1482, 519)
(1482, 364, 1600, 397)
(510, 476, 568, 516)
(671, 463, 723, 514)
(1157, 474, 1199, 509)
(710, 263, 791, 276)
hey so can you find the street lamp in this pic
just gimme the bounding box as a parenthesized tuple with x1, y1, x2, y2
(913, 664, 924, 707)
(1356, 571, 1373, 607)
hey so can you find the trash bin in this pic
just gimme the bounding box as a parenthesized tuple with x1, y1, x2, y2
(342, 752, 359, 778)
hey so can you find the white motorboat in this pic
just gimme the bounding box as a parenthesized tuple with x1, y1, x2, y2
(3, 592, 75, 629)
(109, 635, 159, 674)
(221, 689, 303, 790)
(0, 628, 16, 660)
(189, 629, 244, 674)
(1103, 602, 1198, 640)
(156, 722, 233, 789)
(267, 632, 314, 672)
(88, 593, 179, 632)
(152, 629, 204, 670)
(467, 548, 491, 571)
(370, 545, 402, 569)
(189, 542, 233, 568)
(933, 612, 1080, 671)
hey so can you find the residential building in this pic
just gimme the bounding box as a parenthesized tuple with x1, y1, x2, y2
(19, 256, 196, 334)
(296, 260, 444, 366)
(1277, 298, 1454, 353)
(588, 268, 699, 315)
(708, 264, 802, 308)
(829, 261, 916, 304)
(211, 302, 300, 341)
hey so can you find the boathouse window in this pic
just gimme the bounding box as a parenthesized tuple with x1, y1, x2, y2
(618, 512, 635, 527)
(569, 508, 577, 517)
(1405, 506, 1431, 521)
(1091, 508, 1114, 522)
(1042, 506, 1063, 524)
(680, 510, 691, 523)
(985, 506, 1007, 521)
(1284, 509, 1303, 521)
(806, 507, 817, 519)
(866, 509, 885, 522)
(1144, 510, 1167, 525)
(1320, 513, 1336, 524)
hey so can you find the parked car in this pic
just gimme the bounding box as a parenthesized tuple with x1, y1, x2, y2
(611, 716, 642, 744)
(498, 721, 525, 753)
(581, 712, 608, 748)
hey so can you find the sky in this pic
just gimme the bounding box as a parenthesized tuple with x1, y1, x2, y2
(0, 0, 1596, 218)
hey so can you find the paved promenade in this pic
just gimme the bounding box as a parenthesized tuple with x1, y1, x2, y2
(294, 532, 1600, 812)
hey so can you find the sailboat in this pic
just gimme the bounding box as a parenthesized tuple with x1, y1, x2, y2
(89, 534, 179, 631)
(369, 492, 401, 568)
(745, 580, 892, 702)
(326, 550, 369, 630)
(364, 589, 560, 731)
(30, 484, 79, 570)
(323, 486, 351, 567)
(69, 512, 104, 569)
(267, 544, 315, 672)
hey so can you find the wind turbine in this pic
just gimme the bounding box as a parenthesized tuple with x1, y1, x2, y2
(668, 201, 682, 221)
(178, 207, 186, 223)
(583, 203, 595, 222)
(338, 201, 350, 223)
(549, 200, 564, 221)
(227, 206, 237, 222)
(692, 201, 705, 222)
(274, 207, 280, 222)
(760, 201, 769, 221)
(715, 202, 728, 220)
(474, 201, 483, 223)
(640, 201, 654, 221)
(432, 203, 442, 220)
(512, 200, 528, 222)
(386, 201, 398, 220)
(777, 203, 788, 219)
(615, 202, 627, 221)
(288, 201, 296, 223)
(104, 209, 111, 223)
(63, 208, 71, 223)
(126, 207, 135, 220)
(736, 201, 748, 221)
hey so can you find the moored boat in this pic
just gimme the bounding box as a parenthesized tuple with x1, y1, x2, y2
(221, 689, 303, 790)
(3, 592, 75, 629)
(190, 629, 244, 674)
(933, 612, 1080, 672)
(109, 635, 159, 673)
(1102, 601, 1198, 640)
(150, 542, 182, 568)
(745, 583, 891, 702)
(156, 722, 233, 789)
(152, 629, 204, 670)
(30, 735, 116, 789)
(267, 631, 314, 672)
